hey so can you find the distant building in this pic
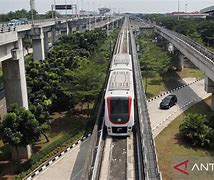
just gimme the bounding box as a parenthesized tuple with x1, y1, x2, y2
(99, 8, 110, 16)
(30, 0, 36, 11)
(79, 10, 97, 16)
(200, 5, 214, 16)
(169, 12, 209, 19)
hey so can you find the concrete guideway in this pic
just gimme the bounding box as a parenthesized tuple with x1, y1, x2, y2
(33, 137, 91, 180)
(153, 25, 214, 110)
(98, 135, 135, 180)
(99, 137, 112, 179)
(148, 79, 211, 138)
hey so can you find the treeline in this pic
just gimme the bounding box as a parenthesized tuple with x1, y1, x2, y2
(26, 29, 108, 119)
(137, 32, 173, 94)
(0, 9, 61, 22)
(140, 14, 214, 48)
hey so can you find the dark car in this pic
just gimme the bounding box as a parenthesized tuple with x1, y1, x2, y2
(160, 95, 177, 109)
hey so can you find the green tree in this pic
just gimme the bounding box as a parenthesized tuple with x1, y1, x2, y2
(45, 10, 61, 19)
(63, 58, 105, 114)
(25, 29, 107, 121)
(0, 105, 43, 160)
(179, 113, 212, 147)
(138, 33, 172, 94)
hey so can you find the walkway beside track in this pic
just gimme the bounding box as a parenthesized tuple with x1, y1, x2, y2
(32, 137, 91, 180)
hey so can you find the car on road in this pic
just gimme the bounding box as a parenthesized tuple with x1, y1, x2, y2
(7, 18, 28, 27)
(159, 95, 177, 109)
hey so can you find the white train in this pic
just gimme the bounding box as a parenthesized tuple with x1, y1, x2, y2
(104, 51, 135, 136)
(110, 54, 132, 71)
(104, 17, 134, 136)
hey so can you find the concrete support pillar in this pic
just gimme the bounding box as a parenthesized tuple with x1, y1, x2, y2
(78, 25, 82, 32)
(44, 32, 49, 54)
(58, 29, 62, 36)
(88, 18, 91, 31)
(94, 17, 97, 28)
(51, 29, 57, 44)
(66, 22, 70, 35)
(86, 22, 89, 31)
(176, 52, 184, 71)
(210, 95, 214, 111)
(116, 20, 119, 28)
(168, 43, 174, 53)
(71, 26, 77, 33)
(119, 19, 122, 27)
(107, 24, 110, 36)
(32, 28, 45, 61)
(68, 24, 73, 34)
(157, 37, 168, 50)
(79, 25, 85, 32)
(178, 53, 184, 71)
(76, 26, 79, 32)
(61, 30, 67, 35)
(205, 77, 214, 111)
(11, 144, 32, 161)
(112, 21, 114, 30)
(2, 38, 28, 109)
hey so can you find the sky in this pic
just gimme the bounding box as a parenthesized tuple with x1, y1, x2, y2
(0, 0, 213, 14)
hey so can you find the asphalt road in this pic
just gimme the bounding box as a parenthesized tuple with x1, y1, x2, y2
(148, 78, 210, 137)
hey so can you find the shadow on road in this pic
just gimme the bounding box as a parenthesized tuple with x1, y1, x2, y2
(70, 138, 91, 180)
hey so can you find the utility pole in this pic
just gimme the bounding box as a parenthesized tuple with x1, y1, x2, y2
(185, 3, 188, 13)
(51, 5, 54, 19)
(177, 0, 180, 20)
(54, 0, 56, 24)
(65, 0, 68, 21)
(30, 0, 35, 25)
(81, 0, 83, 10)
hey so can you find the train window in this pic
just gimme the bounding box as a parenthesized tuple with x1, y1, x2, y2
(110, 97, 129, 123)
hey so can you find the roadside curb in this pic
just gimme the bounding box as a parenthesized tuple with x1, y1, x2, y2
(25, 133, 91, 180)
(147, 78, 203, 103)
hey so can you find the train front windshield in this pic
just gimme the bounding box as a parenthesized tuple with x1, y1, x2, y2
(109, 97, 129, 124)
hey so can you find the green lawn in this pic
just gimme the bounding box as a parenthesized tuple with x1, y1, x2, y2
(177, 67, 204, 79)
(143, 67, 204, 98)
(155, 97, 214, 180)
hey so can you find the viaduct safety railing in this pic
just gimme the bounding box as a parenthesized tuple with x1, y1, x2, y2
(130, 29, 162, 180)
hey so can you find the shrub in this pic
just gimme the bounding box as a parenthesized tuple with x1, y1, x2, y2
(179, 113, 212, 147)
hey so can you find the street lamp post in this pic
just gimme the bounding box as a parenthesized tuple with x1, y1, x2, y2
(54, 0, 56, 24)
(30, 0, 35, 25)
(185, 3, 188, 13)
(177, 0, 180, 20)
(65, 0, 68, 21)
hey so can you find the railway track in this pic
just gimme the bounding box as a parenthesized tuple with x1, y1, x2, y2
(89, 17, 143, 180)
(81, 16, 161, 180)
